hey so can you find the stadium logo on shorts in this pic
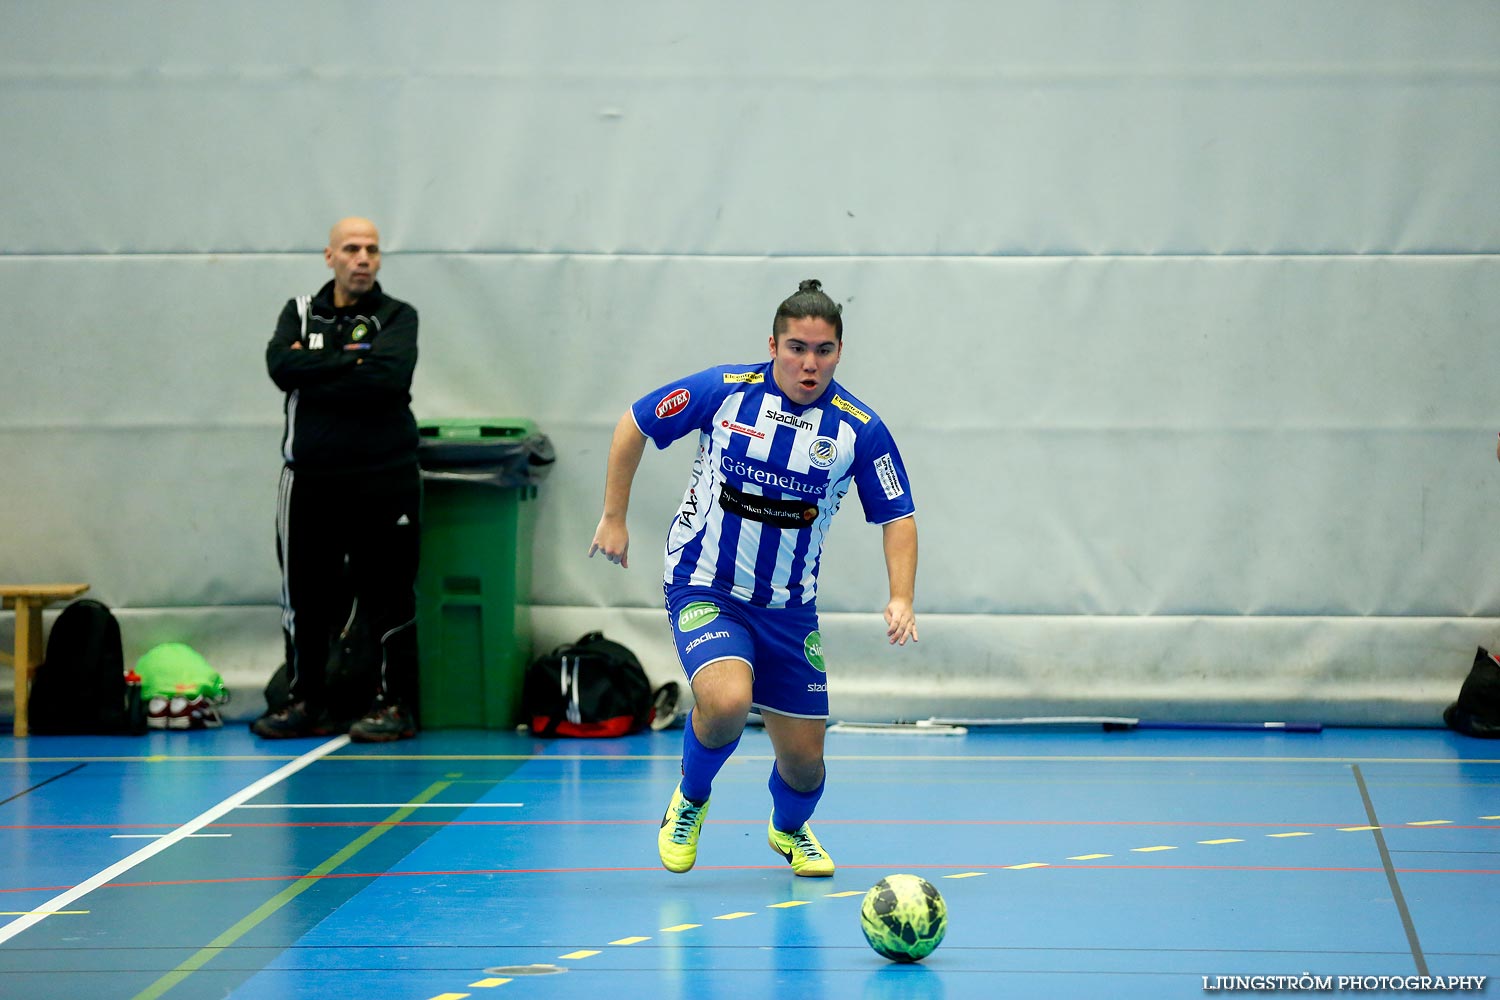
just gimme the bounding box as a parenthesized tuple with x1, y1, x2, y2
(803, 630, 826, 672)
(677, 601, 720, 632)
(684, 630, 730, 654)
(807, 437, 838, 469)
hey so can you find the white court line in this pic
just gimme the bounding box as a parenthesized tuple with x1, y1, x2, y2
(236, 802, 522, 809)
(110, 834, 234, 840)
(0, 735, 350, 947)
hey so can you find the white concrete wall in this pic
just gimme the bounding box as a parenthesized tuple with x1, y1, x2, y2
(2, 1, 1498, 724)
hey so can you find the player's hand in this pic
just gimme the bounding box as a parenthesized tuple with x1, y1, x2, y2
(589, 515, 629, 568)
(883, 598, 918, 646)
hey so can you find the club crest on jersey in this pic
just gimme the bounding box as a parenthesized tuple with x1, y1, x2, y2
(722, 371, 764, 384)
(655, 388, 691, 418)
(807, 436, 838, 469)
(830, 394, 870, 424)
(350, 323, 369, 342)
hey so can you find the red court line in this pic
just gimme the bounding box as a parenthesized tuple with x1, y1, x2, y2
(3, 860, 1497, 895)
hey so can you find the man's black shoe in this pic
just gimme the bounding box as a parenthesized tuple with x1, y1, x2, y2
(348, 701, 417, 743)
(251, 701, 332, 739)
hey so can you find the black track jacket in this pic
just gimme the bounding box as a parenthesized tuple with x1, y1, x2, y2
(267, 280, 419, 478)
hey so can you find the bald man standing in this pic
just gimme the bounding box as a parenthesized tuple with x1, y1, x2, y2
(255, 217, 422, 742)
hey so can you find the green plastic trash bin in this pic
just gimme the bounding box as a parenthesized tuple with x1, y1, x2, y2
(415, 418, 553, 729)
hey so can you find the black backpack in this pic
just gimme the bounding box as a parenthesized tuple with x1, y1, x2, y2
(28, 598, 128, 735)
(1445, 646, 1500, 739)
(524, 631, 667, 738)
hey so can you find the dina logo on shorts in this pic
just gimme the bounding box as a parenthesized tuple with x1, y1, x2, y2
(803, 630, 826, 672)
(677, 601, 720, 632)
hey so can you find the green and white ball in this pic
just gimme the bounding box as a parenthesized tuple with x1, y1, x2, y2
(859, 874, 948, 963)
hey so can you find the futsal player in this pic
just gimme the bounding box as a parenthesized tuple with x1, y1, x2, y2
(589, 279, 919, 876)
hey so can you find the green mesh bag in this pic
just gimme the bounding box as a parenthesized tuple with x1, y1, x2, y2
(135, 643, 229, 703)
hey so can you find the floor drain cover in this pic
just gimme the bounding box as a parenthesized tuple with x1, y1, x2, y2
(484, 964, 566, 976)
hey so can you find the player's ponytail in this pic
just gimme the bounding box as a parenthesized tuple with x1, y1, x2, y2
(774, 279, 844, 341)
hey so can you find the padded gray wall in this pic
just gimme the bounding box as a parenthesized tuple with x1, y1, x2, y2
(2, 1, 1498, 724)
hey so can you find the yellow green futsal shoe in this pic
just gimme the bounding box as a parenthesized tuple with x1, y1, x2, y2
(768, 816, 835, 877)
(658, 784, 710, 873)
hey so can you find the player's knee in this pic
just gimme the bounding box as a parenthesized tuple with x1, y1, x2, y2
(694, 687, 753, 726)
(776, 755, 826, 792)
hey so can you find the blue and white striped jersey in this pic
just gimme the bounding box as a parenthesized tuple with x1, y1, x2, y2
(631, 361, 915, 608)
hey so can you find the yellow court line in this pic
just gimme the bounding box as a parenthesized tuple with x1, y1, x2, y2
(1068, 853, 1112, 860)
(128, 780, 455, 1000)
(558, 950, 599, 960)
(211, 751, 1500, 766)
(1132, 845, 1177, 853)
(1406, 820, 1451, 826)
(1198, 839, 1243, 845)
(943, 872, 989, 878)
(469, 979, 511, 987)
(826, 890, 865, 896)
(1339, 825, 1380, 831)
(1268, 832, 1313, 838)
(611, 936, 650, 945)
(661, 923, 700, 932)
(715, 912, 755, 920)
(429, 994, 470, 1000)
(1006, 862, 1048, 870)
(769, 900, 811, 909)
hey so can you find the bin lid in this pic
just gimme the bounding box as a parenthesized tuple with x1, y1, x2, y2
(417, 418, 553, 487)
(418, 418, 538, 440)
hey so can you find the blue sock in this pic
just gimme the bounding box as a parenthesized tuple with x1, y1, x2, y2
(769, 764, 825, 832)
(679, 710, 739, 804)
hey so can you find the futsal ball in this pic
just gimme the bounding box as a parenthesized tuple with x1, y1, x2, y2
(859, 873, 948, 963)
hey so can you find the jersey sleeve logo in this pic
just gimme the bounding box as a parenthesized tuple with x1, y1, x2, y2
(874, 453, 904, 500)
(655, 388, 691, 418)
(830, 393, 870, 424)
(722, 371, 764, 384)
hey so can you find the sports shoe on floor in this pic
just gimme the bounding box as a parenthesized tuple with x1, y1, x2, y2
(658, 784, 710, 873)
(250, 701, 331, 739)
(348, 701, 417, 743)
(768, 817, 836, 877)
(148, 695, 224, 730)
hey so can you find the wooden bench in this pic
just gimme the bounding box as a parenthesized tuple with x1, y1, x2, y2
(1, 584, 90, 738)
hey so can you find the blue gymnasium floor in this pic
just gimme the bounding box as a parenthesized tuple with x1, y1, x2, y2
(0, 724, 1496, 1000)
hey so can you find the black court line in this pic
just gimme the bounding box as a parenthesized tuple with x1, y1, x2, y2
(0, 764, 86, 808)
(1351, 763, 1428, 976)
